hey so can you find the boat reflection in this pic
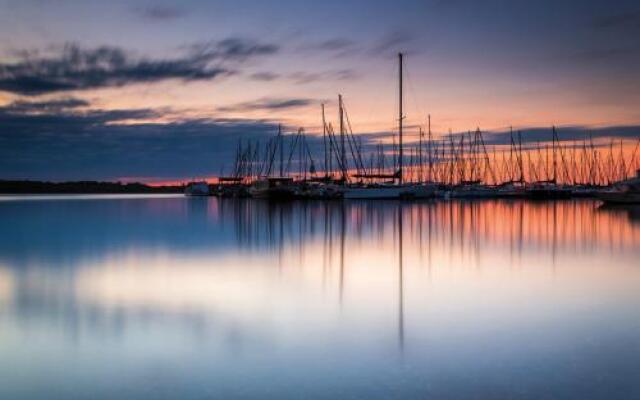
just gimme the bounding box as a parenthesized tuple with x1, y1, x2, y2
(1, 196, 640, 398)
(1, 198, 638, 268)
(598, 203, 640, 226)
(0, 197, 639, 353)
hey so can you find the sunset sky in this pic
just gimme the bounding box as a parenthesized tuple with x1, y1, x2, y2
(1, 0, 639, 181)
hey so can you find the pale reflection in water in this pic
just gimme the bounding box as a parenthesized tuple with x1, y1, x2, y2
(0, 196, 639, 399)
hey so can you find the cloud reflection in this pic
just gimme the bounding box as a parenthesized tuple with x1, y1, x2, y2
(0, 197, 639, 398)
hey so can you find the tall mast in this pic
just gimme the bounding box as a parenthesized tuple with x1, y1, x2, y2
(322, 103, 328, 178)
(518, 131, 524, 182)
(278, 124, 283, 177)
(552, 126, 557, 183)
(418, 127, 423, 183)
(339, 94, 346, 182)
(398, 52, 404, 185)
(509, 126, 515, 182)
(428, 114, 432, 182)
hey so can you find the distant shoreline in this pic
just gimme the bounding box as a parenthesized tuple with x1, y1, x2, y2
(0, 180, 184, 194)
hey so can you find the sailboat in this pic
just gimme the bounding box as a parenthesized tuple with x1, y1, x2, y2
(597, 169, 640, 204)
(184, 181, 210, 196)
(526, 127, 572, 199)
(344, 183, 405, 199)
(344, 53, 435, 199)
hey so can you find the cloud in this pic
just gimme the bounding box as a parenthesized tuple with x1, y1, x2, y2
(466, 126, 640, 146)
(311, 38, 355, 52)
(137, 5, 187, 20)
(592, 9, 640, 30)
(289, 69, 358, 84)
(250, 72, 280, 81)
(295, 31, 417, 59)
(0, 104, 279, 180)
(217, 97, 317, 112)
(250, 69, 358, 84)
(296, 37, 360, 57)
(0, 102, 159, 132)
(2, 97, 638, 181)
(186, 38, 279, 63)
(572, 46, 638, 61)
(368, 31, 415, 56)
(3, 97, 89, 113)
(0, 39, 279, 95)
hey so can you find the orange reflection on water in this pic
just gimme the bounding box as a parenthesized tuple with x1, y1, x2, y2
(0, 197, 638, 363)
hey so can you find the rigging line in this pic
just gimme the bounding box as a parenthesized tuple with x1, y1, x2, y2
(263, 138, 275, 176)
(345, 121, 363, 175)
(269, 125, 284, 176)
(628, 138, 640, 176)
(403, 60, 429, 131)
(268, 134, 280, 176)
(329, 124, 342, 171)
(285, 129, 302, 175)
(302, 135, 317, 174)
(554, 130, 571, 184)
(478, 129, 497, 184)
(342, 102, 367, 172)
(327, 123, 346, 174)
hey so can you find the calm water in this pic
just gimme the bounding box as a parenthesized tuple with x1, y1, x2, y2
(0, 195, 639, 399)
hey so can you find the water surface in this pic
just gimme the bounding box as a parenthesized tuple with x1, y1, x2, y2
(0, 196, 639, 399)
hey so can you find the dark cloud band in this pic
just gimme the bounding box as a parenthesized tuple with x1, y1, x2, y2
(0, 39, 279, 96)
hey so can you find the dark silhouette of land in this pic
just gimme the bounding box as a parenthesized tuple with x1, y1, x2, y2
(0, 180, 183, 194)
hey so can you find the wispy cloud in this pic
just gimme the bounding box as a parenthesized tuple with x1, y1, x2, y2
(296, 37, 360, 57)
(249, 72, 280, 81)
(185, 38, 279, 63)
(0, 101, 159, 129)
(592, 9, 640, 30)
(295, 31, 416, 59)
(3, 97, 89, 113)
(0, 38, 279, 96)
(217, 97, 317, 112)
(311, 38, 355, 52)
(479, 126, 640, 146)
(368, 31, 415, 56)
(289, 69, 358, 84)
(137, 5, 187, 20)
(249, 68, 358, 84)
(572, 46, 638, 61)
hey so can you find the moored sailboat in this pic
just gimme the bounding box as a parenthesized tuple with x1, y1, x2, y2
(249, 177, 297, 199)
(184, 181, 210, 196)
(597, 170, 640, 204)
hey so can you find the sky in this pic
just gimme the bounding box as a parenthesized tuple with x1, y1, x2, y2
(0, 0, 639, 181)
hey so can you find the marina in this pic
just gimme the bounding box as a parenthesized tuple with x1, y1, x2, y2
(186, 54, 640, 204)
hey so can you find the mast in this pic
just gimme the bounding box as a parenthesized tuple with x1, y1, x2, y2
(418, 127, 423, 183)
(279, 124, 284, 177)
(517, 131, 523, 182)
(398, 52, 404, 185)
(509, 126, 515, 182)
(339, 94, 346, 183)
(552, 126, 557, 183)
(322, 104, 328, 178)
(428, 114, 432, 183)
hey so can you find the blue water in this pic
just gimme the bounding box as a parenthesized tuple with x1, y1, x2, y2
(0, 195, 639, 399)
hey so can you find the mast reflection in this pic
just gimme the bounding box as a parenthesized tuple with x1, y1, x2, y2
(398, 203, 405, 352)
(0, 197, 639, 346)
